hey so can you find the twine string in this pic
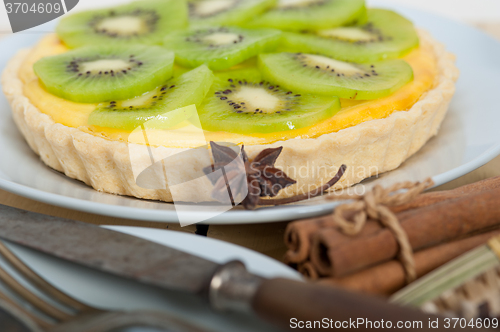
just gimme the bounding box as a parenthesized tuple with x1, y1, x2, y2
(327, 178, 434, 283)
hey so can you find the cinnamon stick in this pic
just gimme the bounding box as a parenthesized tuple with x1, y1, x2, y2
(317, 187, 500, 278)
(284, 176, 500, 265)
(297, 262, 319, 280)
(285, 214, 379, 264)
(284, 216, 336, 263)
(309, 222, 382, 276)
(391, 175, 500, 213)
(318, 229, 500, 296)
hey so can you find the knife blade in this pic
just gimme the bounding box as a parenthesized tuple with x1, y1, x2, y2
(0, 204, 218, 295)
(0, 204, 469, 331)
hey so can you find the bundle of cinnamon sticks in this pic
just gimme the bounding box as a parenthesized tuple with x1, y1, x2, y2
(285, 176, 500, 296)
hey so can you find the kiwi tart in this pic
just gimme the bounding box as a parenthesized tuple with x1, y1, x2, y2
(246, 0, 367, 31)
(164, 26, 282, 70)
(2, 0, 459, 203)
(57, 0, 188, 48)
(188, 0, 276, 28)
(34, 44, 175, 103)
(281, 9, 420, 63)
(198, 67, 341, 134)
(89, 65, 214, 131)
(258, 53, 414, 100)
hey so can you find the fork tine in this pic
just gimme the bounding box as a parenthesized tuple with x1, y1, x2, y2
(0, 288, 53, 330)
(0, 265, 74, 322)
(50, 311, 208, 332)
(0, 242, 96, 312)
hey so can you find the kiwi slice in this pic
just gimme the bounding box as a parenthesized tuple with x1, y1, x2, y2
(198, 68, 340, 134)
(34, 45, 174, 103)
(56, 0, 188, 48)
(246, 0, 366, 31)
(259, 53, 414, 100)
(188, 0, 276, 28)
(88, 65, 214, 131)
(281, 9, 419, 63)
(163, 26, 282, 70)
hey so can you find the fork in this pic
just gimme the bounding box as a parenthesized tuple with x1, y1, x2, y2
(0, 241, 205, 332)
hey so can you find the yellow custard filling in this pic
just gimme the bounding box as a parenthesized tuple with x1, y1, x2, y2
(20, 34, 437, 147)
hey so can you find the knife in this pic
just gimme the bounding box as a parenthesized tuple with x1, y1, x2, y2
(0, 204, 450, 331)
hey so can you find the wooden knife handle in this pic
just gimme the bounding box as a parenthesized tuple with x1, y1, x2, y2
(252, 278, 464, 331)
(210, 263, 486, 331)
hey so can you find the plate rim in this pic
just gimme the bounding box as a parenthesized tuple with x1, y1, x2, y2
(102, 225, 302, 279)
(1, 143, 498, 224)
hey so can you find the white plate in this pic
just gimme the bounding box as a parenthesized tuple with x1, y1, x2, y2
(1, 3, 500, 224)
(0, 226, 301, 332)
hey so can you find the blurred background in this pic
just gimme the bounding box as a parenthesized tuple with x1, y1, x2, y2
(1, 0, 500, 34)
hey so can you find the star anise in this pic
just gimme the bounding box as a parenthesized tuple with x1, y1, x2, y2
(203, 142, 296, 210)
(204, 142, 347, 210)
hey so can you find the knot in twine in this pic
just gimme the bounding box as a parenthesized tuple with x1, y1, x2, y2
(328, 178, 434, 283)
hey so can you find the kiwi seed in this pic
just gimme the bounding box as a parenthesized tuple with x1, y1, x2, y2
(88, 9, 160, 39)
(185, 27, 245, 47)
(258, 52, 414, 100)
(211, 79, 303, 115)
(321, 22, 393, 44)
(189, 0, 242, 18)
(64, 56, 142, 77)
(277, 0, 327, 10)
(293, 53, 379, 79)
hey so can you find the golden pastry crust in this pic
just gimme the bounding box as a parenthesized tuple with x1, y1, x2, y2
(1, 30, 459, 202)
